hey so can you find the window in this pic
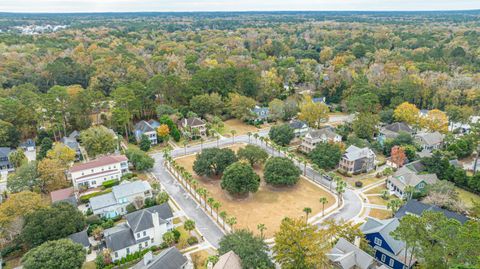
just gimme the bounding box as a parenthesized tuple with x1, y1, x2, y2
(126, 248, 130, 254)
(151, 238, 154, 243)
(145, 242, 148, 247)
(137, 233, 140, 238)
(139, 243, 142, 250)
(115, 252, 118, 258)
(389, 259, 394, 267)
(143, 231, 146, 236)
(381, 254, 386, 262)
(374, 237, 382, 246)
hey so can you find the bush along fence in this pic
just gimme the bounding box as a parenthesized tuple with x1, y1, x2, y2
(162, 149, 236, 234)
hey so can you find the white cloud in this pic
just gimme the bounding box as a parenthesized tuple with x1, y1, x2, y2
(1, 0, 479, 13)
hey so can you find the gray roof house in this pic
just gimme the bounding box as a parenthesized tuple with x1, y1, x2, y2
(387, 162, 438, 198)
(339, 145, 376, 174)
(134, 120, 159, 145)
(289, 119, 309, 138)
(414, 131, 444, 152)
(60, 131, 82, 159)
(133, 247, 188, 269)
(89, 181, 153, 218)
(395, 199, 468, 224)
(213, 250, 242, 269)
(299, 127, 342, 153)
(252, 106, 269, 121)
(19, 139, 36, 152)
(378, 122, 413, 142)
(105, 203, 174, 261)
(0, 147, 14, 173)
(327, 238, 377, 269)
(68, 230, 90, 249)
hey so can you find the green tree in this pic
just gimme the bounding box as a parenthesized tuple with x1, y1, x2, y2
(221, 162, 260, 196)
(22, 239, 86, 269)
(268, 98, 285, 121)
(125, 147, 154, 171)
(8, 149, 27, 168)
(264, 157, 301, 186)
(80, 125, 117, 158)
(228, 93, 256, 121)
(37, 137, 53, 160)
(156, 191, 169, 204)
(139, 134, 151, 151)
(21, 202, 86, 248)
(237, 145, 268, 167)
(218, 229, 274, 269)
(309, 143, 343, 170)
(0, 120, 20, 148)
(7, 161, 39, 193)
(193, 148, 237, 177)
(352, 112, 379, 140)
(162, 231, 176, 246)
(190, 93, 224, 117)
(268, 124, 295, 146)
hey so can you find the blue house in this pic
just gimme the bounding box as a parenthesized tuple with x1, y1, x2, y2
(361, 217, 415, 269)
(252, 106, 269, 122)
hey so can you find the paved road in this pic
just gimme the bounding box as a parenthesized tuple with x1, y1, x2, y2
(151, 130, 363, 247)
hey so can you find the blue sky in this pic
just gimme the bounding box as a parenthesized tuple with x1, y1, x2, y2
(1, 0, 479, 13)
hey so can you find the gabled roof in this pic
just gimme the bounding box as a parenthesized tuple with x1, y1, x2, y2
(50, 187, 74, 203)
(135, 120, 156, 133)
(343, 145, 375, 161)
(60, 136, 80, 150)
(305, 127, 340, 140)
(105, 223, 149, 251)
(90, 181, 152, 211)
(383, 122, 413, 134)
(0, 147, 12, 158)
(182, 117, 206, 127)
(69, 155, 128, 173)
(415, 132, 444, 146)
(289, 119, 308, 130)
(19, 139, 36, 148)
(327, 238, 375, 269)
(126, 203, 173, 233)
(68, 230, 90, 247)
(395, 199, 469, 224)
(390, 165, 438, 192)
(252, 106, 269, 115)
(213, 251, 242, 269)
(89, 192, 117, 211)
(134, 247, 188, 269)
(360, 217, 405, 255)
(147, 120, 160, 129)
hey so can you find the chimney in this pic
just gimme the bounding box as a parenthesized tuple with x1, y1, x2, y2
(152, 211, 160, 230)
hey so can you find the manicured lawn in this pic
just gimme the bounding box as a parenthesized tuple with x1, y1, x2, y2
(364, 183, 387, 195)
(368, 209, 392, 220)
(190, 249, 216, 269)
(367, 195, 390, 206)
(174, 144, 336, 238)
(82, 261, 96, 269)
(222, 119, 265, 137)
(456, 187, 480, 208)
(176, 225, 194, 250)
(343, 176, 384, 189)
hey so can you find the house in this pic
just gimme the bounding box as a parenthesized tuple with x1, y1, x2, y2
(213, 251, 242, 269)
(133, 247, 189, 269)
(178, 117, 207, 137)
(395, 199, 468, 224)
(327, 237, 377, 269)
(104, 203, 174, 261)
(299, 127, 342, 153)
(89, 181, 153, 218)
(252, 106, 269, 121)
(387, 162, 438, 198)
(312, 97, 326, 103)
(68, 154, 129, 190)
(61, 131, 82, 160)
(414, 132, 444, 152)
(378, 122, 413, 145)
(339, 145, 376, 174)
(19, 139, 36, 152)
(0, 147, 14, 173)
(50, 187, 77, 207)
(361, 217, 415, 269)
(134, 120, 159, 145)
(289, 119, 309, 137)
(68, 230, 90, 249)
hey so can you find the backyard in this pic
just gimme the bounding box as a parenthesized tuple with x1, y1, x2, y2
(174, 143, 336, 238)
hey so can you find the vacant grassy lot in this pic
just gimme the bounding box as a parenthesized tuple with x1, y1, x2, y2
(222, 119, 265, 137)
(175, 144, 335, 238)
(456, 187, 480, 208)
(368, 209, 392, 220)
(367, 195, 390, 206)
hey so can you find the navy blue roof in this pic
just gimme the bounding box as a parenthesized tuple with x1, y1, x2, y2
(395, 199, 469, 224)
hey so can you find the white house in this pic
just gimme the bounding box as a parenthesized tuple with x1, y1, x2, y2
(105, 203, 174, 261)
(89, 181, 153, 218)
(299, 127, 342, 153)
(289, 119, 309, 138)
(68, 155, 129, 190)
(414, 131, 444, 152)
(0, 147, 14, 173)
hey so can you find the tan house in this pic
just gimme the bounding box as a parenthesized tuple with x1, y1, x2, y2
(178, 117, 207, 137)
(213, 251, 242, 269)
(339, 145, 376, 174)
(299, 127, 342, 153)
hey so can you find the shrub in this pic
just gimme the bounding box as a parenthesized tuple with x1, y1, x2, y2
(86, 215, 102, 225)
(187, 236, 199, 245)
(156, 191, 169, 204)
(102, 179, 119, 188)
(144, 197, 156, 208)
(126, 203, 136, 213)
(355, 181, 363, 188)
(121, 173, 135, 180)
(172, 229, 181, 242)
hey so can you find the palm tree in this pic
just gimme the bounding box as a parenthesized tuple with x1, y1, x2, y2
(259, 136, 265, 145)
(219, 211, 227, 229)
(335, 178, 347, 203)
(183, 141, 188, 155)
(253, 133, 259, 143)
(257, 223, 267, 239)
(230, 130, 237, 144)
(196, 188, 207, 208)
(387, 199, 402, 216)
(319, 197, 328, 216)
(247, 132, 252, 143)
(207, 197, 215, 215)
(303, 207, 312, 222)
(213, 201, 222, 223)
(227, 216, 237, 232)
(200, 137, 205, 151)
(191, 180, 198, 198)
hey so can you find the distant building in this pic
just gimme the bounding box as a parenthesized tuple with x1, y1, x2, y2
(61, 131, 82, 160)
(133, 247, 189, 269)
(19, 139, 36, 152)
(414, 132, 444, 152)
(252, 106, 269, 121)
(387, 161, 438, 198)
(68, 155, 129, 190)
(327, 237, 378, 269)
(395, 199, 468, 224)
(105, 203, 174, 261)
(89, 181, 153, 218)
(361, 217, 415, 269)
(339, 145, 376, 174)
(213, 250, 242, 269)
(50, 187, 77, 207)
(299, 127, 342, 153)
(0, 147, 14, 173)
(134, 120, 159, 145)
(178, 117, 207, 137)
(289, 119, 309, 138)
(377, 122, 413, 145)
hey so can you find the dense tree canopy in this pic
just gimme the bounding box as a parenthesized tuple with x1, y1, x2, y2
(237, 145, 268, 167)
(309, 143, 343, 170)
(22, 239, 86, 269)
(221, 162, 260, 196)
(268, 124, 295, 146)
(264, 157, 301, 186)
(193, 148, 237, 177)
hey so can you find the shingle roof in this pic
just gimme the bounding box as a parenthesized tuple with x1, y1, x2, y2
(343, 145, 375, 161)
(89, 192, 117, 211)
(19, 139, 36, 148)
(134, 248, 188, 269)
(305, 127, 340, 140)
(135, 120, 156, 133)
(213, 251, 242, 269)
(183, 117, 206, 127)
(360, 217, 405, 255)
(0, 147, 12, 158)
(61, 136, 80, 150)
(390, 165, 438, 192)
(383, 122, 413, 134)
(126, 203, 173, 233)
(415, 132, 444, 146)
(50, 187, 74, 203)
(327, 238, 375, 269)
(89, 181, 152, 211)
(69, 155, 127, 173)
(68, 230, 90, 247)
(289, 119, 308, 130)
(148, 120, 160, 129)
(105, 223, 147, 251)
(395, 199, 469, 224)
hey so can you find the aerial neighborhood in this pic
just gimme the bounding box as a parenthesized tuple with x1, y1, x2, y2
(0, 9, 479, 269)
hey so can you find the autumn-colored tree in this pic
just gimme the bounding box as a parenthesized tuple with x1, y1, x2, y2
(391, 146, 407, 167)
(37, 158, 68, 192)
(394, 102, 420, 127)
(298, 95, 329, 128)
(46, 143, 76, 166)
(424, 109, 448, 133)
(157, 124, 170, 139)
(228, 93, 256, 121)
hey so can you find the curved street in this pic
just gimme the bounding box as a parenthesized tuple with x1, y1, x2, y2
(150, 130, 364, 247)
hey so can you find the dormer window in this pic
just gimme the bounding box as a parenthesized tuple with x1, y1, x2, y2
(136, 233, 140, 238)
